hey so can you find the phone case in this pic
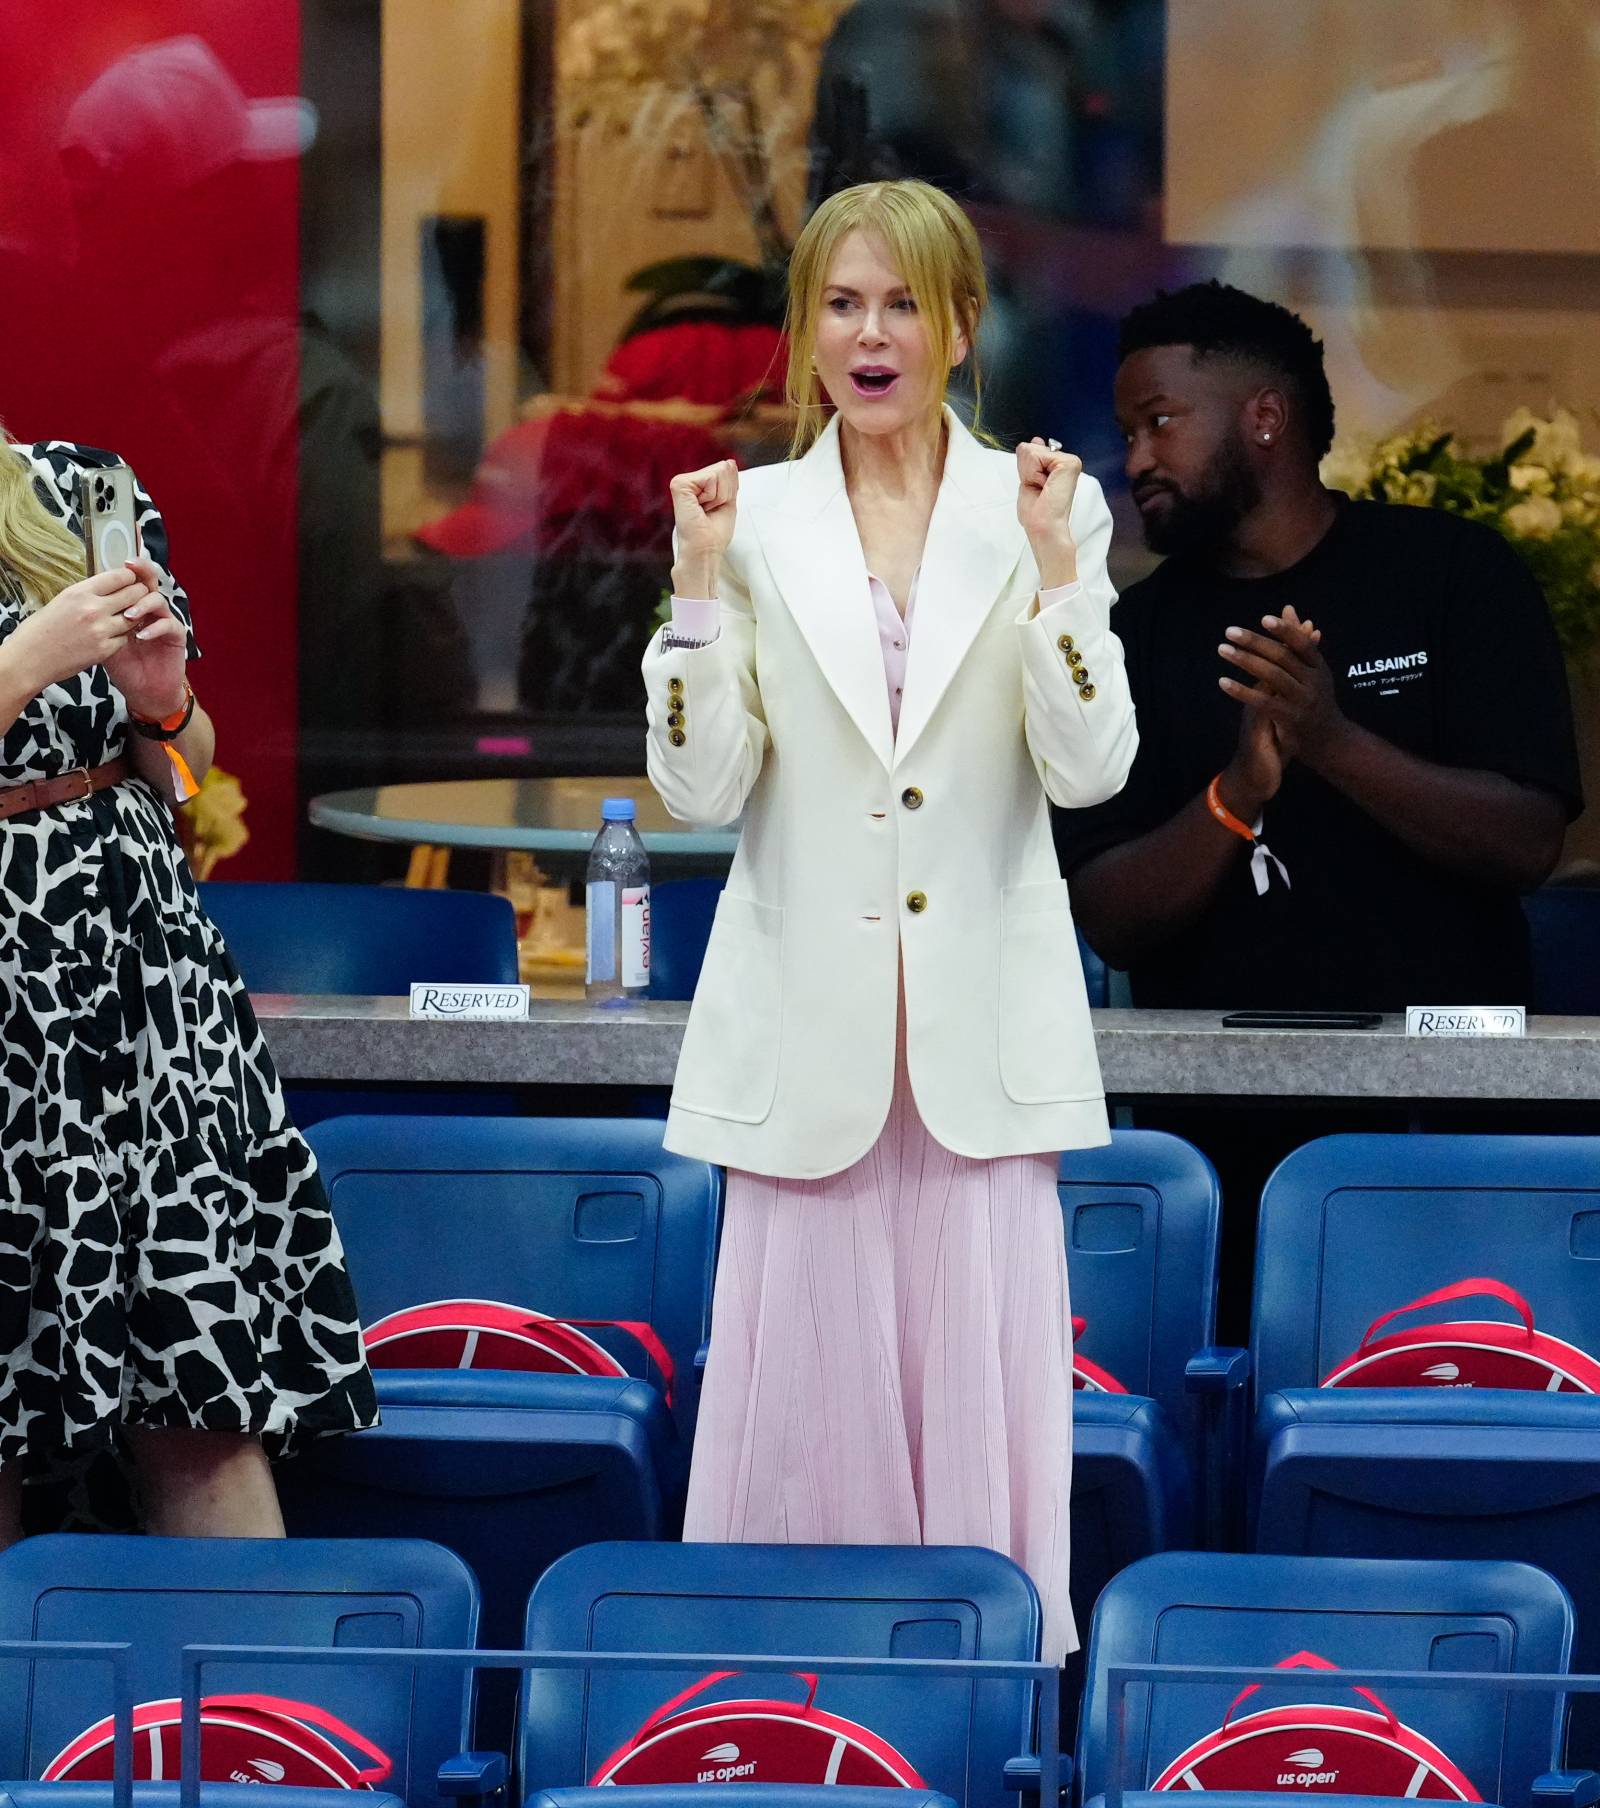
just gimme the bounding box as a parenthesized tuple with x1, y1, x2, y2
(81, 464, 141, 577)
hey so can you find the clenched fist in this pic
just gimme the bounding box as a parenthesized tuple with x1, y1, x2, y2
(670, 458, 738, 599)
(1016, 437, 1082, 590)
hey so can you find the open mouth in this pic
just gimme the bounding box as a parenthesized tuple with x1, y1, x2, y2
(850, 367, 900, 398)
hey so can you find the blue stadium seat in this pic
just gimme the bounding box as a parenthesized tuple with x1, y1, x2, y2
(1062, 1131, 1242, 1600)
(199, 882, 519, 994)
(1250, 1134, 1600, 1759)
(648, 876, 1112, 1008)
(0, 1789, 408, 1808)
(199, 881, 521, 1127)
(1077, 1552, 1578, 1808)
(647, 879, 724, 1001)
(0, 1536, 478, 1807)
(516, 1543, 1043, 1808)
(284, 1116, 718, 1724)
(1524, 887, 1600, 1016)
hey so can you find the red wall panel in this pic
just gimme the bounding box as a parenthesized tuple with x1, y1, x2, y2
(0, 5, 302, 876)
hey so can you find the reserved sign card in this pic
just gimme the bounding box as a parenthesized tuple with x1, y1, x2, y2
(1405, 1006, 1526, 1039)
(409, 983, 531, 1021)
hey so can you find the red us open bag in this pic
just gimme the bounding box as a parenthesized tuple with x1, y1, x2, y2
(590, 1669, 928, 1787)
(362, 1299, 675, 1402)
(1150, 1651, 1481, 1798)
(43, 1695, 391, 1789)
(1072, 1316, 1129, 1395)
(1320, 1278, 1600, 1393)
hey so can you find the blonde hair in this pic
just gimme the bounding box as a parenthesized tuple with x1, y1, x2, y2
(784, 179, 990, 456)
(0, 430, 87, 609)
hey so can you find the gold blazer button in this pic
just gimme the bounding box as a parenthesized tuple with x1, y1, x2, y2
(1078, 683, 1097, 702)
(901, 787, 924, 810)
(669, 728, 687, 747)
(906, 890, 928, 914)
(1057, 634, 1076, 654)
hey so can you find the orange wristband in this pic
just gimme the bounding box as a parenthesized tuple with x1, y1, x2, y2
(1205, 774, 1257, 844)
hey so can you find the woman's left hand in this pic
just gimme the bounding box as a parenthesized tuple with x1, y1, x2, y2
(1016, 437, 1082, 589)
(103, 556, 189, 721)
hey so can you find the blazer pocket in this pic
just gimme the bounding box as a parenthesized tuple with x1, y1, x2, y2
(997, 879, 1100, 1105)
(670, 893, 784, 1124)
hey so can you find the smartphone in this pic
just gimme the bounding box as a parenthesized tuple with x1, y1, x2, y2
(81, 463, 141, 578)
(1220, 1009, 1383, 1030)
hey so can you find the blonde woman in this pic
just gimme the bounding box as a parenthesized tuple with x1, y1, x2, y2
(646, 179, 1137, 1659)
(0, 436, 376, 1543)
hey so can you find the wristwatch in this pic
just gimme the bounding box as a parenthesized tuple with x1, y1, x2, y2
(659, 630, 715, 653)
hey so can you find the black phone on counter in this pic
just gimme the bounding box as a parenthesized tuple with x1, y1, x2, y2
(1220, 1009, 1382, 1030)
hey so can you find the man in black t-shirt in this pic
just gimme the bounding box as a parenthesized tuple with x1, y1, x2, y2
(1057, 281, 1583, 1012)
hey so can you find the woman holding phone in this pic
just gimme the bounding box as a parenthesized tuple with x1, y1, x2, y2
(0, 435, 376, 1543)
(645, 179, 1137, 1658)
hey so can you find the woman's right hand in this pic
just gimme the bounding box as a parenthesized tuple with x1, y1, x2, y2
(3, 566, 152, 696)
(669, 458, 737, 597)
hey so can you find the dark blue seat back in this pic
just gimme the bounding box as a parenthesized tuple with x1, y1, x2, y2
(648, 879, 724, 1001)
(305, 1114, 721, 1446)
(199, 882, 518, 995)
(1062, 1131, 1222, 1414)
(0, 1789, 409, 1808)
(1524, 887, 1600, 1016)
(518, 1543, 1040, 1808)
(1253, 1134, 1600, 1403)
(1078, 1552, 1572, 1808)
(1060, 1133, 1219, 1655)
(0, 1536, 477, 1805)
(648, 877, 1111, 1008)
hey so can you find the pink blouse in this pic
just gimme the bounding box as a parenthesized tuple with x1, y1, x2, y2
(670, 571, 1079, 740)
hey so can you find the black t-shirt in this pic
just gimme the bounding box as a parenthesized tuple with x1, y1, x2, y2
(1055, 498, 1584, 1011)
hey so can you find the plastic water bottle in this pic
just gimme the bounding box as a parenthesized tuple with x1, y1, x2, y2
(585, 797, 651, 1004)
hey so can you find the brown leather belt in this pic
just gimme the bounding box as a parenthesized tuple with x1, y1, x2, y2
(0, 757, 130, 822)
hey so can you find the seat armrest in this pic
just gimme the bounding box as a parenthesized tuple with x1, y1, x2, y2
(1184, 1345, 1249, 1393)
(1003, 1751, 1073, 1803)
(439, 1751, 508, 1805)
(1533, 1770, 1600, 1808)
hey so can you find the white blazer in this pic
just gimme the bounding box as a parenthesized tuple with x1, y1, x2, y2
(643, 410, 1138, 1179)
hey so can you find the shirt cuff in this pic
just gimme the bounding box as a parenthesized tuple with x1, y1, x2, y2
(669, 595, 721, 641)
(1035, 580, 1084, 615)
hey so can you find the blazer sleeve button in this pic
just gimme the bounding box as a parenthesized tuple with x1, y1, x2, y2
(669, 728, 687, 747)
(1057, 633, 1076, 654)
(1078, 683, 1096, 702)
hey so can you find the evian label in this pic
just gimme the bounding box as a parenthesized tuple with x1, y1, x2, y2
(622, 885, 651, 989)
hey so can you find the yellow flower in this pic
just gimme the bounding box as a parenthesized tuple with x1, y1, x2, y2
(1509, 462, 1554, 494)
(1319, 441, 1373, 495)
(1505, 494, 1563, 540)
(179, 766, 249, 881)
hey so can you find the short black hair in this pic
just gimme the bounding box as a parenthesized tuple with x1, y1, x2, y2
(1117, 280, 1336, 459)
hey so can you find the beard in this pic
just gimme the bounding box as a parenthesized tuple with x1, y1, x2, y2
(1137, 432, 1261, 558)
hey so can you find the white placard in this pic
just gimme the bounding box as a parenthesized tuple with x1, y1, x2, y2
(1405, 1006, 1525, 1039)
(409, 983, 531, 1021)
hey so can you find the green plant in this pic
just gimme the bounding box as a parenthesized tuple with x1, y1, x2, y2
(1323, 409, 1600, 656)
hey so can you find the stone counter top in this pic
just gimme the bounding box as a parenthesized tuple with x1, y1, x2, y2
(252, 997, 1600, 1102)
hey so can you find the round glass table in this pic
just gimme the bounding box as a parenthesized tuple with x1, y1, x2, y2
(309, 777, 739, 869)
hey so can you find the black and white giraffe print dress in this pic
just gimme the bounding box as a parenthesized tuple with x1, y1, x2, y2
(0, 440, 377, 1493)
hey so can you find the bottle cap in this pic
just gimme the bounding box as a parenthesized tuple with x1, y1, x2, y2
(601, 797, 636, 822)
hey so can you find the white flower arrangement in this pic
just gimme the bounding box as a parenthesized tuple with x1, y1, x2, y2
(1323, 409, 1600, 655)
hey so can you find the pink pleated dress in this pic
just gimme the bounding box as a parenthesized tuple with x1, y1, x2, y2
(681, 570, 1078, 1662)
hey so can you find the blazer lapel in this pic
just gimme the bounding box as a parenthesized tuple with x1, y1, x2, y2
(751, 416, 895, 772)
(893, 411, 1025, 766)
